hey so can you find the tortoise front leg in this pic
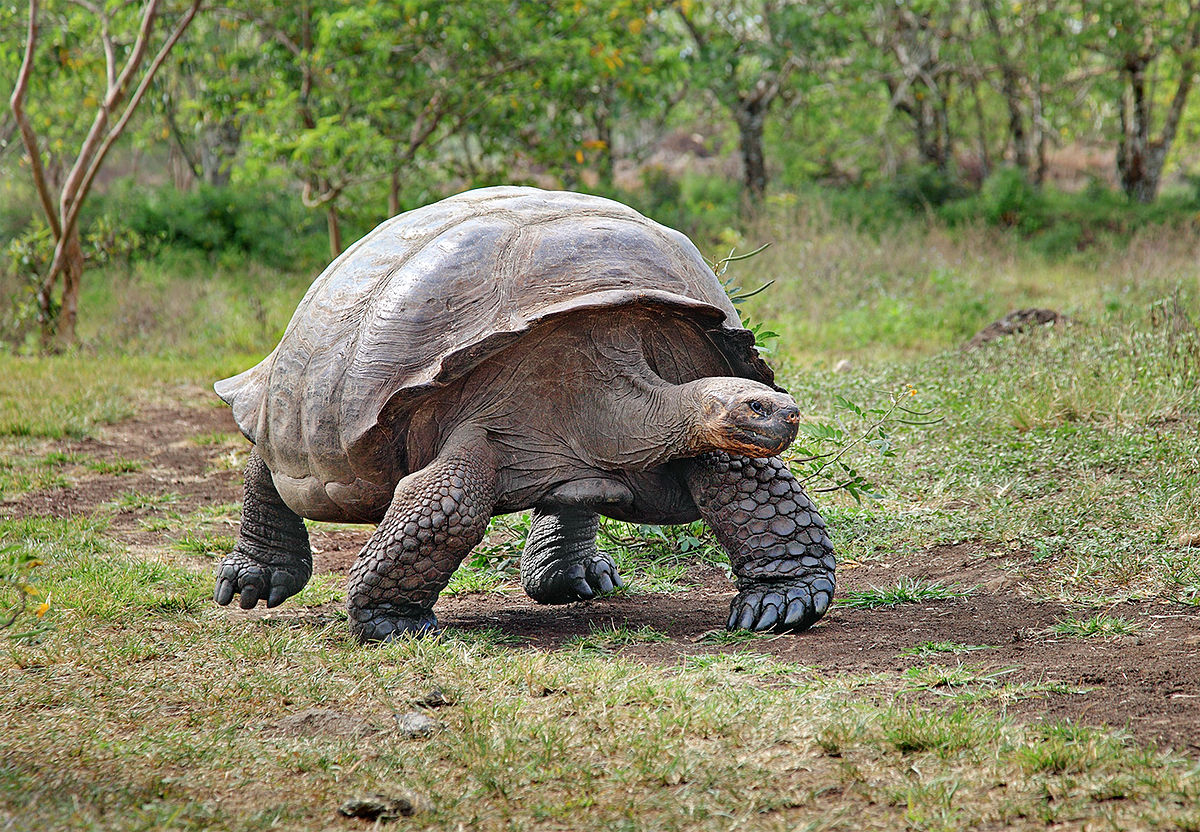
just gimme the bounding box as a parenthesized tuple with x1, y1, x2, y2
(521, 508, 624, 604)
(347, 429, 497, 643)
(680, 452, 835, 632)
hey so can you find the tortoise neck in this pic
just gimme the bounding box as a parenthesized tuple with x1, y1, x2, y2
(639, 377, 709, 463)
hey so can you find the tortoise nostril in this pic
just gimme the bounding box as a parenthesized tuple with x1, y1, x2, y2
(782, 406, 800, 424)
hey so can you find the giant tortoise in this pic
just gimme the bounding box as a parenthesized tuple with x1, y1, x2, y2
(213, 186, 835, 642)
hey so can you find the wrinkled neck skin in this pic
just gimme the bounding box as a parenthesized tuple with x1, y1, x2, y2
(588, 359, 714, 470)
(638, 378, 713, 463)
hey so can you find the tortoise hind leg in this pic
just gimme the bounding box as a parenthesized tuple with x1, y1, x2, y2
(347, 428, 498, 643)
(680, 452, 835, 632)
(215, 448, 312, 609)
(521, 508, 624, 604)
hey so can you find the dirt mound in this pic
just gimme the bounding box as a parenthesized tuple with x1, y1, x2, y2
(965, 308, 1066, 349)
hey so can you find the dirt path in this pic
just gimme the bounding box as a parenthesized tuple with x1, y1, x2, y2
(6, 404, 1200, 755)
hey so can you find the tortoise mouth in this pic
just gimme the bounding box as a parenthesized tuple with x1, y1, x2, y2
(719, 421, 798, 458)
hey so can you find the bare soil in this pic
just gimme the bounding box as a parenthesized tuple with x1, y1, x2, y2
(6, 404, 1200, 755)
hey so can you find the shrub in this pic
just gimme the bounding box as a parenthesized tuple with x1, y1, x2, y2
(92, 183, 326, 268)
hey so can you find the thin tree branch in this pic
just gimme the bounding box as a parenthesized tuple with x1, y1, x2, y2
(8, 0, 61, 238)
(57, 0, 162, 227)
(59, 0, 203, 252)
(43, 0, 203, 314)
(211, 5, 303, 56)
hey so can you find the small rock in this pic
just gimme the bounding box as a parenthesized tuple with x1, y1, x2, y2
(394, 710, 443, 738)
(415, 687, 453, 709)
(338, 791, 431, 822)
(1178, 532, 1200, 547)
(833, 359, 853, 374)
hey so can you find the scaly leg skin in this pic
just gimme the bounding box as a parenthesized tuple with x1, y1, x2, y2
(347, 429, 497, 643)
(214, 448, 312, 610)
(681, 452, 835, 632)
(521, 508, 624, 604)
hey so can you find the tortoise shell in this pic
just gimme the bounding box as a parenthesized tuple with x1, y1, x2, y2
(216, 186, 775, 518)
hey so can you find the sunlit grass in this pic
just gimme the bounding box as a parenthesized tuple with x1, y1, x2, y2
(1046, 613, 1144, 639)
(838, 577, 973, 609)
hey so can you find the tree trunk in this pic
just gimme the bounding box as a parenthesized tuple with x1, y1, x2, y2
(980, 0, 1030, 173)
(913, 94, 948, 169)
(389, 169, 401, 217)
(734, 96, 768, 202)
(1117, 54, 1195, 204)
(326, 203, 342, 259)
(57, 226, 83, 349)
(37, 224, 83, 351)
(970, 74, 991, 180)
(593, 86, 615, 188)
(199, 121, 239, 186)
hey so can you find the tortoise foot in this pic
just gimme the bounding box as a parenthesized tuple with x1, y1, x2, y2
(526, 552, 625, 605)
(214, 548, 310, 610)
(727, 575, 834, 633)
(349, 604, 439, 643)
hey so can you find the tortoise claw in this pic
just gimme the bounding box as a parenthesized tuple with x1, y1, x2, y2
(728, 577, 834, 633)
(524, 554, 624, 605)
(213, 548, 310, 611)
(349, 604, 439, 644)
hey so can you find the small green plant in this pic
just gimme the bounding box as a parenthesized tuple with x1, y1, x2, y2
(600, 520, 723, 565)
(900, 641, 997, 657)
(714, 243, 779, 351)
(290, 573, 346, 606)
(696, 628, 773, 645)
(444, 566, 513, 596)
(597, 519, 728, 593)
(86, 456, 143, 475)
(172, 532, 235, 558)
(682, 650, 798, 676)
(463, 513, 531, 578)
(883, 705, 1001, 756)
(788, 387, 941, 502)
(441, 626, 526, 647)
(838, 577, 973, 609)
(0, 544, 52, 640)
(111, 490, 181, 513)
(191, 431, 240, 446)
(564, 622, 670, 653)
(1046, 614, 1143, 639)
(901, 663, 1016, 692)
(1014, 722, 1126, 774)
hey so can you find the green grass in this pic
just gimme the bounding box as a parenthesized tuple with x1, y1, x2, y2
(900, 663, 1017, 692)
(109, 489, 182, 513)
(173, 532, 236, 559)
(838, 577, 973, 609)
(564, 622, 672, 653)
(0, 446, 72, 499)
(899, 641, 997, 657)
(86, 456, 144, 475)
(1046, 613, 1145, 639)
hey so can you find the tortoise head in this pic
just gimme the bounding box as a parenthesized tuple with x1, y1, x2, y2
(685, 378, 800, 458)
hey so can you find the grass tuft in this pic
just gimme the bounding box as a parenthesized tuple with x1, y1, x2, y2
(883, 706, 1002, 756)
(838, 577, 973, 609)
(899, 641, 997, 657)
(1046, 613, 1144, 639)
(564, 622, 671, 653)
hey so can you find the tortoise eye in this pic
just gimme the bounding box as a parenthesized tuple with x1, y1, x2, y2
(749, 400, 768, 416)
